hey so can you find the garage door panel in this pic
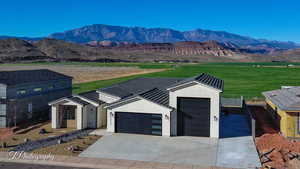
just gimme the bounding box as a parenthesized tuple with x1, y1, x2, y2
(178, 97, 211, 137)
(116, 112, 162, 136)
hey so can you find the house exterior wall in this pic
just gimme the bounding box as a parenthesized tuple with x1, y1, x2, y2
(51, 105, 58, 128)
(265, 99, 300, 138)
(97, 104, 107, 128)
(107, 99, 172, 136)
(4, 79, 72, 127)
(0, 84, 7, 128)
(98, 92, 121, 103)
(84, 104, 97, 128)
(169, 83, 221, 138)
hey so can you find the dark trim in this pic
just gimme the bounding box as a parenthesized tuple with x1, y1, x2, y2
(177, 97, 211, 137)
(115, 112, 162, 136)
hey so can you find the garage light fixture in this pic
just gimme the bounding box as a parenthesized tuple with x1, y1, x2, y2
(110, 112, 114, 117)
(214, 116, 218, 121)
(165, 114, 169, 120)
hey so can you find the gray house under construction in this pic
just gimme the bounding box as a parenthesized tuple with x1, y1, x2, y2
(0, 69, 72, 128)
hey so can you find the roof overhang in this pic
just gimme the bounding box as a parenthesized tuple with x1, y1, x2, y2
(105, 95, 173, 111)
(96, 90, 122, 100)
(49, 97, 85, 106)
(167, 80, 223, 92)
(73, 95, 99, 107)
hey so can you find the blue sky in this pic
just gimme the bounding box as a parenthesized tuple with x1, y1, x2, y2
(1, 0, 300, 42)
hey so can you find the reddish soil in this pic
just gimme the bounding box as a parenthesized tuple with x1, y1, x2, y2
(256, 134, 300, 169)
(249, 105, 300, 169)
(248, 105, 279, 137)
(0, 128, 14, 140)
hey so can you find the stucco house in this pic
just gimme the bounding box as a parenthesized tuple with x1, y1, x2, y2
(0, 69, 72, 128)
(50, 73, 224, 138)
(263, 86, 300, 139)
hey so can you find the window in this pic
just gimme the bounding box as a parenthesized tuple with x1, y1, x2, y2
(0, 86, 6, 98)
(17, 89, 27, 95)
(27, 103, 33, 119)
(64, 111, 75, 120)
(48, 85, 55, 90)
(0, 104, 6, 116)
(33, 88, 42, 92)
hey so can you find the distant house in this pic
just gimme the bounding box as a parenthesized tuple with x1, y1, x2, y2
(263, 86, 300, 139)
(50, 73, 224, 138)
(0, 69, 72, 128)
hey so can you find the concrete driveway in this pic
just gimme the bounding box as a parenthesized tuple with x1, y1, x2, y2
(80, 133, 218, 167)
(80, 133, 261, 168)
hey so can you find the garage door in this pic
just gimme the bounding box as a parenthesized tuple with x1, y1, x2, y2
(115, 112, 162, 136)
(177, 97, 210, 137)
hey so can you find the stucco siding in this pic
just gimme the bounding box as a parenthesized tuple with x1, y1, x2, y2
(85, 104, 97, 128)
(99, 92, 121, 103)
(97, 104, 107, 128)
(107, 99, 172, 136)
(51, 106, 58, 128)
(169, 83, 221, 138)
(76, 105, 83, 129)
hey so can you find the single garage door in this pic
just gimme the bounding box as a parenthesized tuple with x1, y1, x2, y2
(177, 97, 210, 137)
(115, 112, 162, 136)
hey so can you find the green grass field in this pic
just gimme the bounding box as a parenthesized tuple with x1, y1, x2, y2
(2, 61, 300, 99)
(71, 62, 300, 99)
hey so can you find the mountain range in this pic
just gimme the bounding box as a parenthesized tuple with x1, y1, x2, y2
(1, 24, 299, 51)
(0, 24, 300, 63)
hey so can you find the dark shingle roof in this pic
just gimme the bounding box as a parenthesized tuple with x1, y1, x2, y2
(139, 88, 169, 107)
(78, 90, 104, 104)
(106, 88, 172, 109)
(167, 73, 224, 91)
(100, 86, 132, 98)
(0, 69, 72, 86)
(99, 77, 183, 98)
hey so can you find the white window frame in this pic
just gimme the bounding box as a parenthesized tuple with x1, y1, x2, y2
(28, 103, 33, 119)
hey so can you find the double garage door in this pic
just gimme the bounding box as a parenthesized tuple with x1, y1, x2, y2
(115, 97, 211, 137)
(115, 112, 162, 136)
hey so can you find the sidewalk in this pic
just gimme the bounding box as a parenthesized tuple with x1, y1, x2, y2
(0, 152, 231, 169)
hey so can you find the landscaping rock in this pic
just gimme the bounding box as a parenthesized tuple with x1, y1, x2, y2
(1, 142, 7, 148)
(39, 128, 47, 135)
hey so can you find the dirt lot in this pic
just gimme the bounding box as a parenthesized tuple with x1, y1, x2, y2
(0, 65, 165, 83)
(32, 135, 101, 156)
(249, 105, 300, 169)
(0, 122, 75, 152)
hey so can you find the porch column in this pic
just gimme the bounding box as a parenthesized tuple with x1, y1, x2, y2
(76, 105, 83, 129)
(51, 105, 59, 129)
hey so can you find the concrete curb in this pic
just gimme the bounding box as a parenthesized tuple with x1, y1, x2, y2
(0, 152, 226, 169)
